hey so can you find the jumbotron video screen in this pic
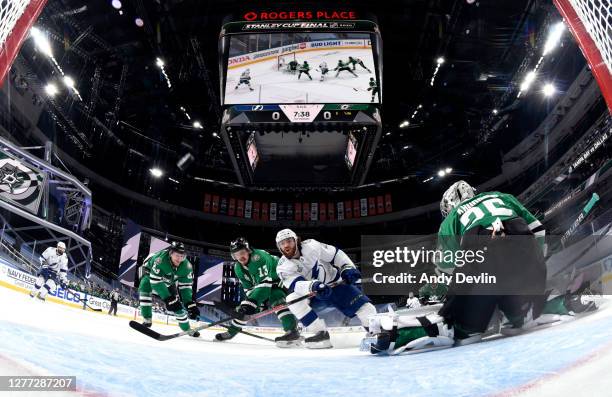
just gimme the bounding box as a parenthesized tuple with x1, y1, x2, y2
(224, 32, 378, 104)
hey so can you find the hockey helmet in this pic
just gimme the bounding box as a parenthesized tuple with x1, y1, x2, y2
(440, 180, 476, 217)
(57, 242, 66, 250)
(230, 237, 251, 254)
(168, 241, 186, 254)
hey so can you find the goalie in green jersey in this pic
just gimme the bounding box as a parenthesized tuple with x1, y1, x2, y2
(138, 242, 200, 337)
(364, 181, 596, 355)
(215, 237, 302, 348)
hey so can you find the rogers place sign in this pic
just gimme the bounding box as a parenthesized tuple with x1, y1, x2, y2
(243, 11, 358, 21)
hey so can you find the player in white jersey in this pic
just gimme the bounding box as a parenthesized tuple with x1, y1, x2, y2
(234, 68, 254, 91)
(406, 292, 421, 309)
(30, 242, 69, 301)
(318, 61, 329, 81)
(275, 229, 377, 348)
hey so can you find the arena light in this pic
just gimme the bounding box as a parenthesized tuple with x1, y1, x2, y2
(30, 27, 53, 57)
(193, 121, 203, 129)
(399, 120, 410, 128)
(63, 76, 75, 88)
(542, 83, 556, 97)
(149, 168, 163, 178)
(492, 109, 499, 115)
(445, 167, 452, 173)
(44, 83, 58, 96)
(156, 58, 172, 88)
(437, 169, 446, 177)
(111, 0, 122, 10)
(212, 132, 220, 138)
(430, 57, 446, 86)
(542, 22, 565, 56)
(520, 71, 536, 92)
(135, 18, 144, 27)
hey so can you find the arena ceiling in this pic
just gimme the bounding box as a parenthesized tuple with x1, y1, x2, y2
(11, 0, 588, 203)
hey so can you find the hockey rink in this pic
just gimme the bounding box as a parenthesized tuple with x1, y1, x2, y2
(1, 286, 612, 397)
(224, 48, 376, 104)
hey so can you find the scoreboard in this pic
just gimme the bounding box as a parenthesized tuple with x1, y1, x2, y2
(218, 9, 382, 188)
(223, 104, 381, 124)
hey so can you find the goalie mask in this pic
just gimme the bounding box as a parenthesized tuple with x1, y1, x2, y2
(440, 180, 476, 217)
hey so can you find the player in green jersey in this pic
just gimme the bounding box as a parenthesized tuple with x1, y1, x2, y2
(215, 237, 302, 348)
(367, 78, 379, 102)
(364, 181, 595, 354)
(334, 60, 358, 77)
(138, 242, 200, 337)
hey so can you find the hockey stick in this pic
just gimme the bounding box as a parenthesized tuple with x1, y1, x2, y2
(217, 323, 276, 343)
(129, 289, 321, 341)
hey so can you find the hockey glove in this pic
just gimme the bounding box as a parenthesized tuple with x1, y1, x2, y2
(340, 266, 361, 285)
(232, 299, 258, 321)
(186, 301, 199, 320)
(164, 296, 183, 313)
(311, 281, 332, 300)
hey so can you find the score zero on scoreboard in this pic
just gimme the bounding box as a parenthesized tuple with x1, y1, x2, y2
(238, 104, 370, 123)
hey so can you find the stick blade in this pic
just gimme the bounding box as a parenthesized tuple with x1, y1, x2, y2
(129, 320, 164, 340)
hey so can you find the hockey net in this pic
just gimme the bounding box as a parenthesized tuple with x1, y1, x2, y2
(0, 0, 47, 85)
(277, 52, 296, 71)
(553, 0, 612, 112)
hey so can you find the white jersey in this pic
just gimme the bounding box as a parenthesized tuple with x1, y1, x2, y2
(40, 247, 68, 281)
(240, 70, 251, 79)
(277, 239, 355, 296)
(406, 297, 421, 309)
(319, 62, 328, 70)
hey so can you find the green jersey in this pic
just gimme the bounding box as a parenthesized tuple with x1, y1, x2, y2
(143, 250, 194, 302)
(335, 61, 349, 69)
(418, 283, 449, 300)
(368, 80, 378, 89)
(437, 191, 544, 272)
(234, 248, 282, 305)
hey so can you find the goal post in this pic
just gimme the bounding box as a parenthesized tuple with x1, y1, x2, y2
(553, 0, 612, 112)
(0, 0, 48, 86)
(277, 52, 296, 70)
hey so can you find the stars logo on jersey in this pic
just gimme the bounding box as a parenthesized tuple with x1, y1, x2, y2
(252, 254, 261, 261)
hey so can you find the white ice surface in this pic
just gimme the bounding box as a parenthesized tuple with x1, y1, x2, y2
(2, 286, 612, 397)
(224, 48, 377, 104)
